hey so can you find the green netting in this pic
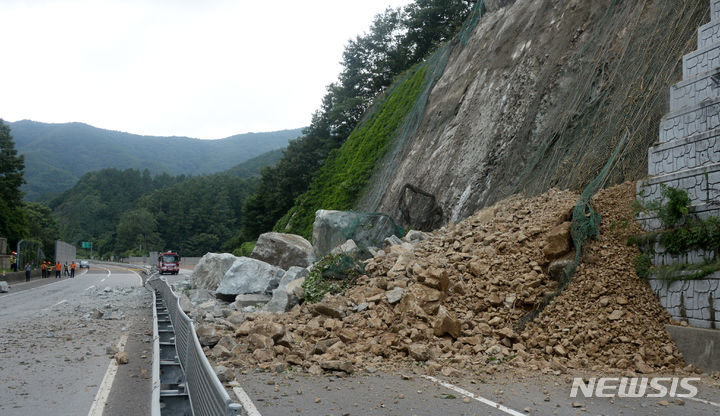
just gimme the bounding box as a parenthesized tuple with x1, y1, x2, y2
(516, 132, 630, 330)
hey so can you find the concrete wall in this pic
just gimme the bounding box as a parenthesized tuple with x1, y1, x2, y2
(649, 276, 720, 329)
(0, 237, 6, 255)
(54, 240, 76, 265)
(666, 324, 720, 373)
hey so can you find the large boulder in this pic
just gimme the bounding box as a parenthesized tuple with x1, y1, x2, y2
(312, 210, 402, 258)
(543, 221, 572, 262)
(251, 232, 315, 270)
(191, 253, 238, 290)
(216, 257, 285, 296)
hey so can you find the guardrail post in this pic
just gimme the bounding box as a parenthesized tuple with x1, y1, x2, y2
(227, 403, 243, 415)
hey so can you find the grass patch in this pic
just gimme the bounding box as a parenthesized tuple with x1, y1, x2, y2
(301, 254, 364, 303)
(274, 64, 429, 239)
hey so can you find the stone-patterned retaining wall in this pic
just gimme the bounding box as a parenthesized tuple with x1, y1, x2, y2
(648, 129, 720, 176)
(669, 70, 720, 112)
(660, 99, 720, 143)
(649, 276, 720, 329)
(639, 1, 720, 329)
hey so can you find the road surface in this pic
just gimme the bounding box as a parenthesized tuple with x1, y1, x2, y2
(0, 264, 152, 416)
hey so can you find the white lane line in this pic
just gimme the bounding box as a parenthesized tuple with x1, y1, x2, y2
(88, 333, 128, 416)
(687, 397, 720, 408)
(100, 278, 106, 283)
(40, 299, 68, 311)
(127, 268, 144, 286)
(421, 375, 525, 416)
(233, 386, 263, 416)
(85, 285, 96, 291)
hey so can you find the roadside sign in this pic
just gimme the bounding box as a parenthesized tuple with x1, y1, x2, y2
(81, 242, 91, 249)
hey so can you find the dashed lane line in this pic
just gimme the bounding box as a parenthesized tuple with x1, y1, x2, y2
(88, 333, 128, 416)
(421, 375, 526, 416)
(687, 396, 720, 408)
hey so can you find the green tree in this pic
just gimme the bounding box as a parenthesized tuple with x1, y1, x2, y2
(240, 0, 476, 240)
(24, 202, 60, 257)
(0, 119, 28, 243)
(115, 208, 162, 253)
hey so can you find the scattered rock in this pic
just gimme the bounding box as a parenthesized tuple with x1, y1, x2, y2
(115, 352, 129, 365)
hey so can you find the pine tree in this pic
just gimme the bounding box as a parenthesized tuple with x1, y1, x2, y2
(0, 119, 28, 242)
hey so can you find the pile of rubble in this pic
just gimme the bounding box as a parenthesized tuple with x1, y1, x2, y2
(186, 183, 683, 380)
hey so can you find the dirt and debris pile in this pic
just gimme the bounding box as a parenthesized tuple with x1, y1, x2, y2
(202, 183, 681, 377)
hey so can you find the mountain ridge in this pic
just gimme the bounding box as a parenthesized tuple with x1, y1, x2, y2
(9, 119, 302, 200)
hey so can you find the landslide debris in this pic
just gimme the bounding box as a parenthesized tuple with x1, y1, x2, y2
(201, 183, 682, 378)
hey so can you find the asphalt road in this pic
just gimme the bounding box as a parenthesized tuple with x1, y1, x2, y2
(0, 264, 151, 416)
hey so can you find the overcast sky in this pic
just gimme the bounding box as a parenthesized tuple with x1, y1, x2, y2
(0, 0, 411, 139)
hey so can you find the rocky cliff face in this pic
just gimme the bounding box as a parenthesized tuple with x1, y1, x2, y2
(358, 0, 708, 229)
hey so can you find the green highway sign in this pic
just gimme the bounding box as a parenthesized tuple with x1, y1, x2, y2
(81, 241, 91, 249)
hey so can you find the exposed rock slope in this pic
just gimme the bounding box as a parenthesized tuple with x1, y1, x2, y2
(359, 0, 708, 230)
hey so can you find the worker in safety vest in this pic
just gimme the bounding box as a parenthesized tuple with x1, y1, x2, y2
(41, 261, 47, 278)
(55, 262, 61, 278)
(10, 253, 17, 272)
(70, 261, 76, 278)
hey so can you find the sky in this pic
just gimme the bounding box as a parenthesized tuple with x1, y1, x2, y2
(0, 0, 412, 139)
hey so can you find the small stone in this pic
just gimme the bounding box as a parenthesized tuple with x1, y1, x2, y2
(114, 352, 129, 365)
(658, 400, 669, 406)
(571, 402, 584, 408)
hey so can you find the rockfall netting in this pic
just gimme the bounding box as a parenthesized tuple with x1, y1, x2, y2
(357, 1, 488, 224)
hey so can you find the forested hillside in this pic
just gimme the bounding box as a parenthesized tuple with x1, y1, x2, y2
(50, 168, 257, 257)
(240, 0, 477, 241)
(10, 120, 301, 200)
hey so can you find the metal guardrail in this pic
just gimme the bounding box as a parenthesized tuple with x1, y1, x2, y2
(148, 276, 243, 416)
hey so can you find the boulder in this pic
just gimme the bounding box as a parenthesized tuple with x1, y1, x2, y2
(433, 306, 461, 339)
(189, 289, 215, 305)
(543, 221, 572, 262)
(0, 281, 8, 293)
(312, 210, 402, 258)
(285, 277, 306, 300)
(233, 294, 272, 308)
(548, 257, 574, 281)
(403, 230, 428, 243)
(263, 287, 300, 313)
(330, 239, 359, 257)
(196, 325, 220, 347)
(251, 232, 315, 270)
(191, 252, 238, 290)
(216, 257, 285, 296)
(278, 267, 309, 291)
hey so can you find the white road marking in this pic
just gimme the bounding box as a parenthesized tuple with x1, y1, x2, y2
(88, 333, 129, 416)
(100, 278, 106, 283)
(421, 375, 526, 416)
(127, 268, 144, 286)
(233, 386, 263, 416)
(687, 396, 720, 408)
(85, 285, 96, 291)
(51, 299, 67, 308)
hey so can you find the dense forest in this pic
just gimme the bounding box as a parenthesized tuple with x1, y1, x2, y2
(49, 157, 270, 257)
(240, 0, 477, 241)
(10, 120, 301, 200)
